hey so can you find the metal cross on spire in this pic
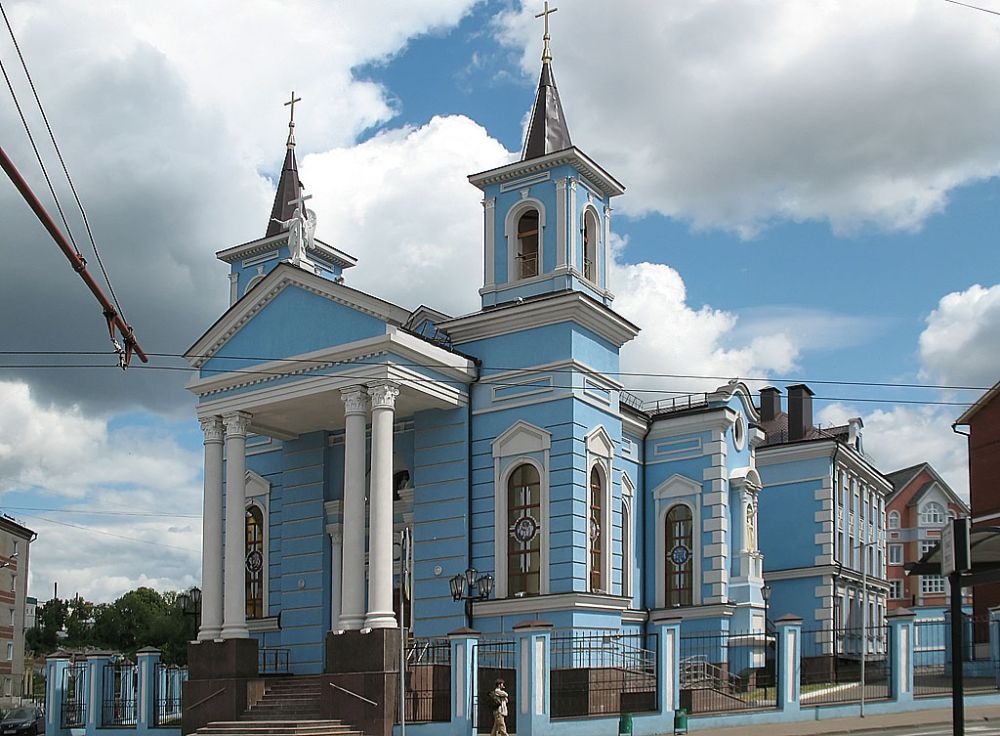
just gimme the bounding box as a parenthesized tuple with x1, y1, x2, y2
(535, 1, 558, 63)
(284, 91, 302, 148)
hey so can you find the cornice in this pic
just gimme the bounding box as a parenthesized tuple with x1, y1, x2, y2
(217, 234, 357, 271)
(473, 591, 630, 617)
(440, 291, 639, 348)
(468, 147, 625, 198)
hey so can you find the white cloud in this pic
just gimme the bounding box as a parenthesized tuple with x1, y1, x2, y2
(818, 401, 969, 499)
(0, 381, 201, 602)
(919, 283, 1000, 388)
(496, 0, 1000, 235)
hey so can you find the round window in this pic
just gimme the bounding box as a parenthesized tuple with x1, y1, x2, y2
(733, 413, 746, 450)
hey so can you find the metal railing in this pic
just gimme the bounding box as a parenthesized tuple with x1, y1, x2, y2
(550, 631, 658, 718)
(518, 254, 538, 279)
(258, 648, 291, 675)
(799, 623, 889, 706)
(61, 663, 87, 728)
(477, 639, 516, 734)
(679, 630, 776, 714)
(404, 638, 451, 723)
(101, 662, 138, 728)
(914, 614, 999, 697)
(583, 258, 594, 281)
(153, 664, 185, 727)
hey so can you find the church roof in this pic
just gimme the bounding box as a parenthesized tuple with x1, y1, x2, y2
(265, 145, 302, 238)
(522, 59, 572, 161)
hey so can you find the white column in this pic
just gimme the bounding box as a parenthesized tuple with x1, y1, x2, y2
(198, 416, 224, 641)
(365, 381, 399, 630)
(221, 410, 252, 640)
(339, 387, 369, 631)
(328, 524, 344, 633)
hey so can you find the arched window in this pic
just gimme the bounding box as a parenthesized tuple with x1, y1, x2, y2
(516, 210, 539, 279)
(665, 505, 693, 607)
(589, 466, 603, 592)
(583, 210, 599, 282)
(920, 502, 945, 527)
(245, 505, 264, 619)
(508, 464, 541, 596)
(887, 510, 900, 529)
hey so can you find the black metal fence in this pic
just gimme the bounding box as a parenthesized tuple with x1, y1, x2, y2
(258, 648, 290, 675)
(153, 664, 185, 727)
(101, 661, 138, 728)
(550, 631, 657, 718)
(477, 638, 516, 734)
(679, 630, 775, 714)
(799, 623, 889, 707)
(914, 614, 999, 697)
(61, 662, 87, 728)
(404, 638, 451, 723)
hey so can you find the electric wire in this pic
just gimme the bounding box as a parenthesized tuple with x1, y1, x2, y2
(0, 0, 124, 316)
(940, 0, 1000, 18)
(1, 506, 200, 518)
(0, 10, 81, 257)
(15, 511, 199, 554)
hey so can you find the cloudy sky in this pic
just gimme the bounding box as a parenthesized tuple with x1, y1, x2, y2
(1, 0, 998, 603)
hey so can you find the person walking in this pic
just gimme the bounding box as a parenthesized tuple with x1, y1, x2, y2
(490, 678, 509, 736)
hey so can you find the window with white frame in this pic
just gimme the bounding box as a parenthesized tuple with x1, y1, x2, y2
(888, 510, 900, 529)
(920, 539, 937, 557)
(588, 466, 604, 592)
(921, 575, 946, 595)
(5, 643, 10, 661)
(516, 210, 540, 279)
(889, 579, 903, 599)
(920, 502, 945, 526)
(582, 208, 599, 283)
(889, 544, 903, 565)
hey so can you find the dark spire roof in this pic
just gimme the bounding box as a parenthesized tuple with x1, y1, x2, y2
(521, 7, 571, 162)
(265, 144, 302, 238)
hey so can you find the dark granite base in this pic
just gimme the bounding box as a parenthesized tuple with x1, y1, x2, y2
(183, 638, 261, 735)
(324, 628, 405, 736)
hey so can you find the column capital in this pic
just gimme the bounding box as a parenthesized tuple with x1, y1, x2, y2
(199, 415, 224, 443)
(327, 524, 343, 545)
(340, 386, 370, 416)
(222, 411, 252, 437)
(368, 381, 400, 410)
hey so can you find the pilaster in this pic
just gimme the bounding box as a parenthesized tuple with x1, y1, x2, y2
(328, 523, 344, 633)
(136, 647, 162, 731)
(45, 654, 70, 736)
(483, 197, 496, 287)
(776, 614, 802, 713)
(887, 608, 914, 703)
(512, 620, 552, 736)
(85, 653, 110, 731)
(448, 628, 480, 732)
(655, 617, 681, 715)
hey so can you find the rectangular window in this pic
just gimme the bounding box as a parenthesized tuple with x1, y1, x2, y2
(889, 579, 903, 599)
(889, 544, 903, 565)
(921, 576, 946, 595)
(3, 676, 9, 696)
(8, 575, 14, 593)
(5, 642, 11, 661)
(8, 609, 13, 626)
(920, 540, 936, 557)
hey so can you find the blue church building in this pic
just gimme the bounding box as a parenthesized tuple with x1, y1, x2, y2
(184, 26, 768, 677)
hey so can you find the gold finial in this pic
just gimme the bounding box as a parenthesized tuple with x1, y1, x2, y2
(535, 1, 558, 63)
(284, 91, 302, 148)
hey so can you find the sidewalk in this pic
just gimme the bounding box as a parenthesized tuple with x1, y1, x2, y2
(684, 702, 1000, 736)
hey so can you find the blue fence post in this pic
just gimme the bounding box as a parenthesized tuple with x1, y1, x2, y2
(990, 607, 1000, 689)
(136, 647, 162, 734)
(512, 620, 552, 736)
(448, 628, 480, 734)
(887, 607, 915, 703)
(45, 653, 70, 736)
(775, 614, 802, 713)
(654, 616, 681, 717)
(86, 653, 111, 735)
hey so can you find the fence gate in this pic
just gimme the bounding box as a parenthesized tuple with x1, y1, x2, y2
(679, 630, 776, 714)
(799, 623, 889, 707)
(477, 638, 516, 734)
(61, 662, 87, 728)
(102, 660, 138, 727)
(404, 638, 452, 723)
(914, 613, 1000, 698)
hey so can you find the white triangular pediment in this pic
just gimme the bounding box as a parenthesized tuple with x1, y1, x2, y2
(586, 425, 614, 459)
(246, 470, 270, 498)
(653, 473, 702, 500)
(492, 420, 551, 458)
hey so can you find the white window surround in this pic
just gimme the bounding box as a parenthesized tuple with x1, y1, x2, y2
(889, 544, 902, 565)
(889, 579, 903, 599)
(921, 575, 946, 595)
(920, 502, 945, 527)
(653, 474, 703, 608)
(621, 473, 634, 599)
(586, 426, 614, 593)
(245, 470, 271, 617)
(492, 421, 552, 598)
(888, 510, 899, 529)
(504, 198, 546, 284)
(580, 204, 601, 285)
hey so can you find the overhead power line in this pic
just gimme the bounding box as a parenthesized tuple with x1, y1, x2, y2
(940, 0, 1000, 18)
(16, 511, 199, 554)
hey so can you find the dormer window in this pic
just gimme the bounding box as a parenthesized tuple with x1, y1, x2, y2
(583, 209, 599, 282)
(516, 210, 539, 279)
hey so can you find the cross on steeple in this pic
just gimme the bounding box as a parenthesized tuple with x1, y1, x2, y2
(535, 1, 558, 63)
(284, 91, 302, 148)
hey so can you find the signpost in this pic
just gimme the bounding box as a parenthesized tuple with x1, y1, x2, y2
(943, 518, 971, 736)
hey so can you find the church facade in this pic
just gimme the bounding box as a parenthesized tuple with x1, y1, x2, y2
(185, 31, 767, 675)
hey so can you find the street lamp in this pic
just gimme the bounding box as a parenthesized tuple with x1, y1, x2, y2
(177, 586, 202, 641)
(761, 584, 771, 634)
(449, 568, 494, 625)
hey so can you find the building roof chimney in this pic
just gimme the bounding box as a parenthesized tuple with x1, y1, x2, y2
(759, 386, 782, 422)
(786, 383, 815, 441)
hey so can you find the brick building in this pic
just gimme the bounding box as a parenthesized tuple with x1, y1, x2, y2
(0, 515, 34, 708)
(883, 462, 969, 611)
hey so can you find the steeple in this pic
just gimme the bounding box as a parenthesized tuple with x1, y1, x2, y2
(521, 2, 571, 161)
(265, 92, 303, 237)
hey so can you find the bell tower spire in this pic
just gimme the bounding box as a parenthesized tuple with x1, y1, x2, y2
(266, 92, 304, 237)
(522, 2, 571, 161)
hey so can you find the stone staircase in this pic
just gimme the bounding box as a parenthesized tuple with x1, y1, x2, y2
(190, 678, 363, 736)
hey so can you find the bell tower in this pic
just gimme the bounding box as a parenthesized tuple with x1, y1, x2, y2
(469, 3, 624, 309)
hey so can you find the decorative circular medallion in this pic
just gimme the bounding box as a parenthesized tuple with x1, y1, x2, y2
(590, 517, 601, 542)
(245, 549, 264, 573)
(511, 514, 539, 544)
(670, 544, 690, 567)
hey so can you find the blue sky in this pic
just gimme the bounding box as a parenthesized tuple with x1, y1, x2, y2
(1, 0, 999, 601)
